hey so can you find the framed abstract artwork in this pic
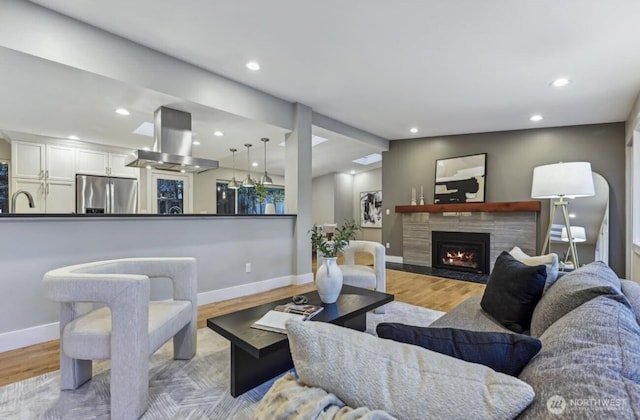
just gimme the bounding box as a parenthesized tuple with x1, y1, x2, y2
(360, 190, 382, 228)
(434, 153, 486, 204)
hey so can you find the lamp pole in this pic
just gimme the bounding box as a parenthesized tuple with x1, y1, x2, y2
(541, 195, 579, 268)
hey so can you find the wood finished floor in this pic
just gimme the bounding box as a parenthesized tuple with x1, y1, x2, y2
(0, 263, 484, 388)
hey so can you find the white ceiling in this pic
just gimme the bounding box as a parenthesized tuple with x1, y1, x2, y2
(5, 1, 640, 176)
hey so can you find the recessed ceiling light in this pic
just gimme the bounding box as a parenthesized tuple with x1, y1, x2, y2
(529, 114, 543, 122)
(192, 140, 200, 146)
(410, 127, 419, 134)
(569, 213, 576, 218)
(134, 121, 154, 137)
(352, 153, 382, 165)
(246, 61, 260, 71)
(180, 169, 186, 173)
(68, 135, 79, 140)
(115, 108, 130, 116)
(350, 170, 356, 175)
(213, 131, 224, 137)
(551, 78, 570, 88)
(252, 162, 259, 167)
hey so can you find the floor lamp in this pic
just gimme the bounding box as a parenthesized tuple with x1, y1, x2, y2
(531, 162, 595, 268)
(560, 226, 587, 269)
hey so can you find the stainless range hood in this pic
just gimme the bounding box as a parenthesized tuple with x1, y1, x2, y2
(126, 106, 219, 173)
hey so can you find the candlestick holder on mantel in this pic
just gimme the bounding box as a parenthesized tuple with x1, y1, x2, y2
(410, 187, 417, 205)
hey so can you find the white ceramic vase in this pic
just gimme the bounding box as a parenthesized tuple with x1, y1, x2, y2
(264, 203, 276, 214)
(316, 257, 343, 304)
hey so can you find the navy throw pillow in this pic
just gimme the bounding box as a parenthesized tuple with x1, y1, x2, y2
(480, 251, 547, 333)
(376, 323, 541, 376)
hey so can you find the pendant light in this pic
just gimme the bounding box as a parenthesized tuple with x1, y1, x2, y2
(242, 143, 255, 187)
(260, 137, 273, 185)
(227, 148, 240, 189)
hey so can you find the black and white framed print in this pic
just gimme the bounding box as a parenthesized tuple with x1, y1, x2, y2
(360, 190, 382, 228)
(434, 153, 486, 204)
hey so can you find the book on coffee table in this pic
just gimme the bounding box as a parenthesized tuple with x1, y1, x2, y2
(251, 303, 324, 334)
(273, 303, 324, 319)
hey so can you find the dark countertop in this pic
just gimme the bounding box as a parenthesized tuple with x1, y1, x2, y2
(0, 213, 297, 219)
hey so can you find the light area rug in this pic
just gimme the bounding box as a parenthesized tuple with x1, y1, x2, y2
(0, 302, 444, 420)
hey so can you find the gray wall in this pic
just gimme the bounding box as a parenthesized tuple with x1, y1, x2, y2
(382, 123, 626, 276)
(0, 216, 297, 336)
(334, 173, 354, 225)
(312, 173, 336, 224)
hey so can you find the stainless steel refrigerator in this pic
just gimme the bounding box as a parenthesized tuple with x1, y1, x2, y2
(76, 174, 138, 214)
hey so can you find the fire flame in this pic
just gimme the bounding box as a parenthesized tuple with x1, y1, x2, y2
(442, 250, 476, 265)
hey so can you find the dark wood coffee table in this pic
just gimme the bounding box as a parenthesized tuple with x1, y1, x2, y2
(207, 285, 394, 397)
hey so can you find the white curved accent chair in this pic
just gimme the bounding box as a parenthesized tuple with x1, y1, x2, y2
(340, 240, 387, 313)
(42, 257, 198, 420)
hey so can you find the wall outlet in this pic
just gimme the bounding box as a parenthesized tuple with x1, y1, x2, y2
(245, 263, 251, 273)
(386, 242, 390, 249)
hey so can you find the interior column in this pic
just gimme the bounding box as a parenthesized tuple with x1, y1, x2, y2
(285, 103, 313, 283)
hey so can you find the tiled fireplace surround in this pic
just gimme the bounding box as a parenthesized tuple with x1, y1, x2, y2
(398, 202, 540, 272)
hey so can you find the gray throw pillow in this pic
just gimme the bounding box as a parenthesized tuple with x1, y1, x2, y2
(622, 279, 640, 326)
(529, 261, 622, 337)
(286, 319, 535, 420)
(519, 296, 640, 419)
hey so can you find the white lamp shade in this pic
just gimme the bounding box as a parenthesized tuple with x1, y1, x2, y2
(561, 226, 587, 242)
(531, 162, 595, 198)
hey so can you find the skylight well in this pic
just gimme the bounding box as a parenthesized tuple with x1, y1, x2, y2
(352, 153, 382, 165)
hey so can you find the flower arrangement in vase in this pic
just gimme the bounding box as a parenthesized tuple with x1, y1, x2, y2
(309, 220, 361, 303)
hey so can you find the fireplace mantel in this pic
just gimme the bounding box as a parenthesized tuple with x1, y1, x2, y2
(395, 201, 541, 213)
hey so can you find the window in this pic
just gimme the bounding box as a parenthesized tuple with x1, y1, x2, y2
(0, 161, 8, 214)
(150, 171, 192, 214)
(216, 181, 285, 215)
(216, 182, 236, 214)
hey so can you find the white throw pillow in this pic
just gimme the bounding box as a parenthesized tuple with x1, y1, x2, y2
(509, 246, 559, 290)
(286, 320, 535, 420)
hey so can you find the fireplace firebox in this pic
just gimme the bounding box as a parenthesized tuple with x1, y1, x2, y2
(432, 231, 490, 274)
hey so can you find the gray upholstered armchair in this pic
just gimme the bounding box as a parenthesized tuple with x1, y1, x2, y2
(42, 257, 198, 420)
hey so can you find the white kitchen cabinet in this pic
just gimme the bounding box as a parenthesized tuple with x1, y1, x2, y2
(76, 149, 137, 178)
(108, 152, 138, 178)
(11, 141, 76, 213)
(46, 144, 76, 181)
(11, 141, 45, 179)
(10, 178, 75, 213)
(12, 141, 75, 181)
(76, 148, 109, 176)
(10, 178, 44, 213)
(44, 180, 75, 213)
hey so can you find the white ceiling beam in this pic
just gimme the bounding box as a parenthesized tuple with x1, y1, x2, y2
(0, 0, 293, 131)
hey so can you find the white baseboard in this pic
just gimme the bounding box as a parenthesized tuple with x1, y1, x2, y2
(197, 275, 296, 306)
(386, 255, 403, 263)
(0, 322, 60, 353)
(295, 272, 314, 285)
(0, 275, 312, 353)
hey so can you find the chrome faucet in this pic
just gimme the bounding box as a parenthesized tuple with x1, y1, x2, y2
(10, 190, 35, 213)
